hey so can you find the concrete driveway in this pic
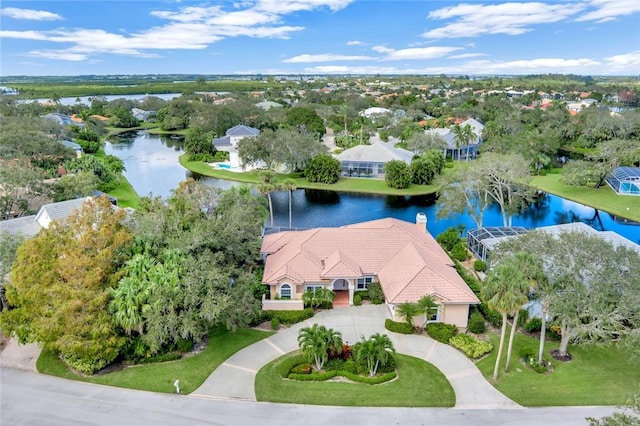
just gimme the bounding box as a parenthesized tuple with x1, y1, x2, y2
(193, 304, 520, 409)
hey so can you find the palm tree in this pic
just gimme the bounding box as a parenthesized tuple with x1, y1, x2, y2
(281, 178, 297, 228)
(297, 323, 343, 371)
(396, 302, 420, 327)
(258, 171, 277, 227)
(501, 252, 543, 372)
(339, 103, 350, 134)
(417, 295, 439, 326)
(481, 262, 525, 381)
(353, 333, 396, 376)
(452, 124, 476, 162)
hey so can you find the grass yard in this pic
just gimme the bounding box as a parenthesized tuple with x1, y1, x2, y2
(36, 327, 272, 394)
(179, 154, 448, 196)
(255, 352, 455, 407)
(531, 173, 640, 222)
(476, 330, 640, 406)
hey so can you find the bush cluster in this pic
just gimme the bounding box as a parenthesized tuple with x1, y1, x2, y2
(449, 243, 469, 261)
(136, 352, 182, 364)
(176, 338, 194, 353)
(449, 333, 493, 359)
(277, 354, 308, 378)
(353, 293, 362, 306)
(477, 303, 502, 327)
(367, 282, 385, 304)
(263, 308, 314, 325)
(270, 317, 280, 330)
(287, 368, 397, 385)
(519, 347, 551, 373)
(473, 260, 487, 272)
(467, 311, 486, 334)
(384, 319, 414, 334)
(525, 318, 542, 333)
(426, 323, 458, 343)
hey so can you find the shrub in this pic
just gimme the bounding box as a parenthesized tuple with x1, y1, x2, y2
(426, 323, 458, 343)
(519, 346, 535, 360)
(263, 308, 314, 325)
(385, 319, 414, 334)
(520, 347, 551, 373)
(76, 139, 100, 154)
(137, 352, 182, 364)
(525, 317, 542, 333)
(277, 353, 308, 378)
(353, 293, 362, 306)
(453, 261, 481, 296)
(305, 154, 341, 184)
(176, 338, 194, 353)
(467, 311, 486, 334)
(189, 153, 215, 162)
(473, 260, 487, 272)
(289, 371, 337, 381)
(516, 308, 529, 328)
(290, 363, 312, 374)
(436, 228, 460, 252)
(450, 243, 468, 261)
(384, 160, 412, 189)
(478, 303, 502, 327)
(367, 282, 384, 304)
(340, 370, 397, 384)
(270, 317, 280, 330)
(449, 333, 493, 359)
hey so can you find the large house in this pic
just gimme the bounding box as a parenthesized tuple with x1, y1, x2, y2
(424, 117, 484, 160)
(336, 141, 413, 178)
(260, 215, 479, 328)
(212, 125, 260, 169)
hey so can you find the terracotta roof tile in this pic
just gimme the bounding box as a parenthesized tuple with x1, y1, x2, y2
(260, 218, 479, 305)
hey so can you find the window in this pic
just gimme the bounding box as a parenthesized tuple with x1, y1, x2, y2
(305, 285, 324, 294)
(426, 307, 439, 322)
(356, 276, 373, 290)
(280, 283, 292, 299)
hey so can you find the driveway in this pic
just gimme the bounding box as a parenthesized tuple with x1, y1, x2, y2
(193, 304, 520, 409)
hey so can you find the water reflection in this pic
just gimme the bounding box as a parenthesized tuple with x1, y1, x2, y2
(104, 131, 640, 243)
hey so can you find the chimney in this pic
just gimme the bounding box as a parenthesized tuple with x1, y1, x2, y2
(416, 212, 427, 231)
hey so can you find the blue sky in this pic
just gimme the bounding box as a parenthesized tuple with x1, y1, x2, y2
(1, 0, 639, 76)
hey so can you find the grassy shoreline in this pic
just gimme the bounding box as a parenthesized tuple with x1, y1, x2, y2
(181, 155, 640, 222)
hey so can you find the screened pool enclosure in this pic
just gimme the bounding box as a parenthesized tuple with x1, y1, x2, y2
(467, 226, 529, 261)
(606, 167, 640, 196)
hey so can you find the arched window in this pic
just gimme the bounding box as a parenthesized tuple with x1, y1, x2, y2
(280, 283, 292, 299)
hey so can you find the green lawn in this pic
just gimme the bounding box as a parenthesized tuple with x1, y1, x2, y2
(180, 154, 449, 196)
(255, 352, 455, 407)
(36, 327, 272, 394)
(531, 173, 640, 222)
(108, 178, 139, 209)
(476, 330, 640, 406)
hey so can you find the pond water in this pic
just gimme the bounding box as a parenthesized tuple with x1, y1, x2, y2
(104, 131, 640, 244)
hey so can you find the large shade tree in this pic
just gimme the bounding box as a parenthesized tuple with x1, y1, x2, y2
(1, 196, 132, 374)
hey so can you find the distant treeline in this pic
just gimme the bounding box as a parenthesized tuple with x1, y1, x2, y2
(3, 80, 283, 99)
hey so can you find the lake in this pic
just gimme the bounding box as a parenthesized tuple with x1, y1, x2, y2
(104, 131, 640, 244)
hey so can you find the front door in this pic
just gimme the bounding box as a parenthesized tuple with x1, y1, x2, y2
(332, 279, 349, 290)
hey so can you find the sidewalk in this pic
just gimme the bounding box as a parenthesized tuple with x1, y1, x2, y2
(0, 338, 41, 372)
(193, 305, 521, 409)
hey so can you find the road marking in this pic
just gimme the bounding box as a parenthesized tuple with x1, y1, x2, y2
(265, 339, 285, 354)
(424, 340, 437, 360)
(222, 363, 257, 374)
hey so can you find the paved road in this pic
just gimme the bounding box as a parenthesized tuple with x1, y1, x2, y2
(196, 304, 518, 409)
(1, 367, 615, 426)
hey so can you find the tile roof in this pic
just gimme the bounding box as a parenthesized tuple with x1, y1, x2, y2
(261, 218, 479, 305)
(336, 141, 413, 164)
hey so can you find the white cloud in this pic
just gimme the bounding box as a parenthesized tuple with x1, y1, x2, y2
(423, 2, 584, 39)
(603, 51, 640, 72)
(576, 0, 640, 22)
(282, 53, 376, 63)
(448, 53, 486, 59)
(373, 45, 462, 60)
(1, 1, 353, 61)
(346, 40, 365, 45)
(302, 56, 607, 75)
(0, 7, 63, 21)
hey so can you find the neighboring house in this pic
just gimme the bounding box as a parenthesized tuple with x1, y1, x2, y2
(467, 222, 640, 265)
(424, 118, 484, 160)
(60, 140, 83, 158)
(359, 107, 392, 121)
(0, 197, 92, 238)
(212, 125, 260, 169)
(41, 113, 74, 126)
(336, 141, 413, 178)
(606, 167, 640, 196)
(131, 108, 155, 121)
(255, 100, 283, 110)
(260, 215, 480, 328)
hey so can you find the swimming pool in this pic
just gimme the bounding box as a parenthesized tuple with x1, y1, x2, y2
(216, 163, 231, 169)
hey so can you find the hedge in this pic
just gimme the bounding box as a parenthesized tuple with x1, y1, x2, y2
(385, 319, 413, 334)
(426, 323, 458, 343)
(263, 308, 314, 325)
(288, 370, 396, 384)
(277, 354, 308, 378)
(449, 333, 493, 359)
